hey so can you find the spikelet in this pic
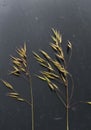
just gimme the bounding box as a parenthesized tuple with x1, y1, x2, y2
(52, 28, 62, 44)
(10, 43, 28, 77)
(2, 80, 14, 90)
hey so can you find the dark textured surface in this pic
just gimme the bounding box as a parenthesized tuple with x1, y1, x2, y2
(0, 0, 91, 130)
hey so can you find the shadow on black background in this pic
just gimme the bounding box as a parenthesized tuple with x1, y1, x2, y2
(0, 0, 91, 130)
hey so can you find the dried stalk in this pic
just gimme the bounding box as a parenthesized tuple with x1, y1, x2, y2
(1, 28, 91, 130)
(1, 43, 34, 130)
(34, 28, 91, 130)
(33, 28, 72, 130)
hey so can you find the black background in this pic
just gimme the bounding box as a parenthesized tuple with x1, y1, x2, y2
(0, 0, 91, 130)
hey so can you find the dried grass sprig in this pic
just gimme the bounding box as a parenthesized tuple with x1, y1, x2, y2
(1, 43, 34, 130)
(1, 28, 91, 130)
(34, 28, 91, 130)
(33, 29, 71, 130)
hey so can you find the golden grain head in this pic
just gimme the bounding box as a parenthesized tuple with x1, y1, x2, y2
(47, 81, 58, 91)
(33, 51, 54, 71)
(36, 75, 46, 81)
(33, 52, 46, 63)
(2, 80, 14, 90)
(40, 50, 51, 60)
(67, 40, 72, 54)
(50, 41, 64, 61)
(67, 41, 72, 49)
(7, 92, 25, 102)
(85, 102, 91, 105)
(41, 71, 59, 80)
(10, 43, 28, 76)
(52, 28, 62, 44)
(16, 43, 27, 59)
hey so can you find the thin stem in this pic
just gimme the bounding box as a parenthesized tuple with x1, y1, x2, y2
(30, 78, 34, 130)
(66, 81, 69, 130)
(64, 58, 67, 68)
(56, 87, 66, 101)
(68, 73, 75, 103)
(70, 101, 86, 108)
(26, 48, 35, 130)
(28, 74, 34, 130)
(67, 47, 72, 67)
(24, 98, 32, 106)
(66, 105, 69, 130)
(12, 88, 31, 106)
(56, 90, 66, 108)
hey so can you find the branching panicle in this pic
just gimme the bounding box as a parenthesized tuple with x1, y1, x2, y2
(33, 29, 70, 92)
(34, 28, 73, 130)
(1, 43, 34, 130)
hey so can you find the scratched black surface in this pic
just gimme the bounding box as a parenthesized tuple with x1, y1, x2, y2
(0, 0, 91, 130)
